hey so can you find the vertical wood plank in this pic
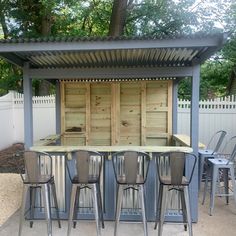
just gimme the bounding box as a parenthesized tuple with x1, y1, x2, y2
(141, 82, 146, 146)
(167, 80, 173, 144)
(60, 81, 65, 134)
(111, 83, 120, 145)
(86, 83, 91, 145)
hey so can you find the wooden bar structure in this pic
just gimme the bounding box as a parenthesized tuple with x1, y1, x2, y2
(0, 33, 226, 222)
(60, 80, 172, 147)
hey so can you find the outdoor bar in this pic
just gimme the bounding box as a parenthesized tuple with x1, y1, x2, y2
(0, 33, 226, 222)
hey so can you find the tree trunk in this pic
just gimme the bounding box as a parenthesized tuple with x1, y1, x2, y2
(38, 6, 53, 95)
(109, 0, 128, 36)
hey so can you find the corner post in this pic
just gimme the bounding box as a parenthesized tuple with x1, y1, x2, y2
(190, 64, 200, 222)
(23, 62, 33, 148)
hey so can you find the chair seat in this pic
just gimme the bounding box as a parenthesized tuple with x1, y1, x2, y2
(208, 158, 233, 166)
(160, 176, 189, 185)
(117, 175, 145, 184)
(72, 175, 99, 184)
(23, 175, 53, 184)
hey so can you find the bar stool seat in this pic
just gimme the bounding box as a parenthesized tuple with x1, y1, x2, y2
(18, 151, 61, 236)
(66, 150, 104, 236)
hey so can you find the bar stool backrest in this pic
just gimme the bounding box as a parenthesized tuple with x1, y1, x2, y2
(23, 150, 52, 183)
(112, 150, 151, 185)
(207, 130, 227, 154)
(156, 152, 197, 186)
(67, 150, 103, 183)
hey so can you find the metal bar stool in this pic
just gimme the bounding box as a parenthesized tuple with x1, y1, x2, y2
(199, 130, 227, 189)
(18, 150, 61, 236)
(66, 150, 104, 236)
(202, 137, 236, 215)
(154, 152, 197, 236)
(112, 150, 151, 236)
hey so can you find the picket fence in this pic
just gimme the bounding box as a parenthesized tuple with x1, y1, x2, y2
(0, 91, 236, 150)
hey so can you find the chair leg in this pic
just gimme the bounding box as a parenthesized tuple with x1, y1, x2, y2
(180, 189, 187, 231)
(29, 187, 36, 228)
(184, 186, 193, 236)
(97, 182, 104, 229)
(158, 185, 167, 236)
(73, 186, 80, 228)
(92, 183, 101, 236)
(223, 169, 229, 204)
(18, 184, 29, 236)
(51, 181, 61, 228)
(114, 185, 123, 236)
(139, 185, 148, 236)
(67, 184, 77, 236)
(202, 166, 209, 205)
(42, 184, 52, 236)
(154, 184, 163, 230)
(210, 165, 218, 216)
(199, 156, 206, 190)
(229, 166, 236, 206)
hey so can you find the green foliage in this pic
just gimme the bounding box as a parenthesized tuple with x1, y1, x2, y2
(0, 0, 235, 97)
(0, 59, 22, 96)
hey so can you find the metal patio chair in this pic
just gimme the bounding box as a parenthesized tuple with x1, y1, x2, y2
(66, 150, 104, 236)
(202, 136, 236, 215)
(18, 150, 61, 236)
(199, 130, 227, 189)
(154, 151, 197, 236)
(112, 150, 151, 236)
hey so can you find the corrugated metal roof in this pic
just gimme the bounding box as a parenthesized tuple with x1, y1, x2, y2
(0, 34, 226, 69)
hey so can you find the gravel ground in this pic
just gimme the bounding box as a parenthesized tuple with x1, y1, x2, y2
(0, 144, 24, 226)
(0, 173, 22, 226)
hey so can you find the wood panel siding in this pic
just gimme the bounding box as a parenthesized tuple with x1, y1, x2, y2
(61, 80, 172, 146)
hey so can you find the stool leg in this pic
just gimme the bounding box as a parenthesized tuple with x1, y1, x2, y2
(139, 185, 148, 236)
(92, 183, 101, 236)
(51, 181, 61, 228)
(18, 184, 29, 236)
(158, 185, 167, 236)
(199, 156, 205, 190)
(210, 165, 218, 216)
(29, 187, 36, 228)
(42, 184, 52, 236)
(73, 186, 80, 228)
(114, 185, 123, 236)
(202, 166, 210, 205)
(223, 169, 229, 204)
(97, 182, 104, 229)
(67, 184, 77, 236)
(184, 186, 192, 236)
(154, 184, 163, 230)
(229, 165, 236, 206)
(180, 189, 187, 231)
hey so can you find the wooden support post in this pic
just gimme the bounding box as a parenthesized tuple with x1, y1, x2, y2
(167, 80, 173, 145)
(86, 83, 91, 145)
(60, 81, 65, 134)
(141, 82, 146, 146)
(111, 84, 120, 145)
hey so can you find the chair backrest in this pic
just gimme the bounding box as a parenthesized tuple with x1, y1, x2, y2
(156, 151, 197, 186)
(112, 150, 151, 185)
(206, 130, 227, 154)
(22, 150, 52, 183)
(66, 150, 103, 183)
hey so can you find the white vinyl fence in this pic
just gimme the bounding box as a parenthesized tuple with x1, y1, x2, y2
(0, 91, 236, 150)
(0, 91, 55, 149)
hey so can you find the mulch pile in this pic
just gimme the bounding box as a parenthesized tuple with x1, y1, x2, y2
(0, 143, 25, 173)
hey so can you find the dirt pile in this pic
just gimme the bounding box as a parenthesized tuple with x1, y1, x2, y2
(0, 143, 24, 173)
